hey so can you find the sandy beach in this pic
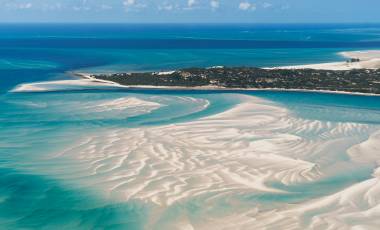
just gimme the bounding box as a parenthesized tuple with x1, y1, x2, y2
(270, 50, 380, 70)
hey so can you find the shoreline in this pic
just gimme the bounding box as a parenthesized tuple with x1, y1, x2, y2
(69, 72, 380, 97)
(70, 49, 380, 97)
(12, 50, 380, 97)
(268, 50, 380, 70)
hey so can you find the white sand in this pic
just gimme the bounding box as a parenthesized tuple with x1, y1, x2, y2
(34, 92, 380, 229)
(55, 95, 324, 204)
(86, 97, 162, 113)
(10, 78, 122, 93)
(157, 70, 176, 75)
(271, 50, 380, 70)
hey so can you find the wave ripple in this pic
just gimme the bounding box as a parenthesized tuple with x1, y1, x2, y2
(8, 93, 380, 229)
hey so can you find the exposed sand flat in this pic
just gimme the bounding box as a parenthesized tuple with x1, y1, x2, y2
(271, 50, 380, 70)
(202, 176, 380, 230)
(87, 97, 162, 112)
(34, 93, 380, 229)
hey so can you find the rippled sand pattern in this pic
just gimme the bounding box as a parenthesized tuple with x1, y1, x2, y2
(40, 94, 380, 230)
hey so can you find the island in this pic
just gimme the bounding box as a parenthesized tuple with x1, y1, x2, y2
(89, 66, 380, 94)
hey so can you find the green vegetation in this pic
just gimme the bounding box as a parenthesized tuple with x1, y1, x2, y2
(92, 67, 380, 94)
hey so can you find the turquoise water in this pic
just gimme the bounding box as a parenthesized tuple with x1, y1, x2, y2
(1, 24, 380, 229)
(0, 168, 149, 230)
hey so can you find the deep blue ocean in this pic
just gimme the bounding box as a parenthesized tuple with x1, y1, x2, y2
(1, 24, 380, 229)
(2, 23, 380, 92)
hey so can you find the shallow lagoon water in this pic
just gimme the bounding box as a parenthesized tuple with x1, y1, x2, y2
(2, 88, 380, 229)
(0, 168, 150, 230)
